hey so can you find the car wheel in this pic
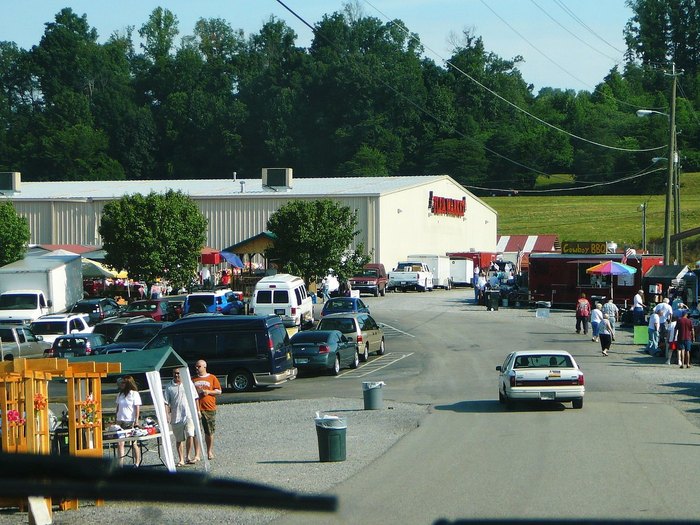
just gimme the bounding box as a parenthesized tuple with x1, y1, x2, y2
(380, 287, 386, 297)
(572, 398, 584, 409)
(498, 389, 506, 404)
(360, 343, 369, 362)
(377, 338, 385, 355)
(331, 355, 341, 376)
(229, 370, 254, 392)
(350, 350, 359, 369)
(373, 288, 379, 297)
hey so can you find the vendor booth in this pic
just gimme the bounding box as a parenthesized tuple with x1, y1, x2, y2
(69, 347, 206, 473)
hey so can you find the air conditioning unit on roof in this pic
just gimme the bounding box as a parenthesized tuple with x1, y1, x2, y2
(0, 172, 21, 193)
(262, 168, 293, 188)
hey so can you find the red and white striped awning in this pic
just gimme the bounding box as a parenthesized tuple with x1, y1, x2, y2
(496, 235, 559, 254)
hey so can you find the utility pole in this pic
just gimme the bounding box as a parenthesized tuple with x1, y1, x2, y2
(640, 203, 647, 252)
(674, 148, 682, 263)
(662, 64, 677, 266)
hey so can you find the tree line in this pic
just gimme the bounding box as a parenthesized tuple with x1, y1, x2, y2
(1, 1, 698, 195)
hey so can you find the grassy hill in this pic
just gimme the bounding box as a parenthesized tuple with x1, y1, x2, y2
(483, 172, 700, 265)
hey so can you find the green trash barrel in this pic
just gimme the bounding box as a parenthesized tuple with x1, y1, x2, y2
(362, 381, 385, 410)
(314, 414, 347, 462)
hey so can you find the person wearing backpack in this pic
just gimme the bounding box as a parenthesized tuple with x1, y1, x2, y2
(576, 293, 592, 335)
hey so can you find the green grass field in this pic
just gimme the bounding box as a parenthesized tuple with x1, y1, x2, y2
(483, 172, 700, 265)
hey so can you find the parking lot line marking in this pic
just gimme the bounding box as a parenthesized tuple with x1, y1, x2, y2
(380, 323, 415, 338)
(337, 352, 413, 378)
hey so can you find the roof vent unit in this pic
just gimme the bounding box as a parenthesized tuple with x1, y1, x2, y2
(0, 172, 21, 194)
(262, 168, 293, 189)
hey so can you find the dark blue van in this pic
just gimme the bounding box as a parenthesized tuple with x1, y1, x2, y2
(142, 315, 297, 392)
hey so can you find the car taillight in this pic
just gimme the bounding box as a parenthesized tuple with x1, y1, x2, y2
(291, 307, 297, 315)
(45, 349, 54, 358)
(85, 342, 92, 355)
(267, 336, 274, 352)
(510, 374, 516, 387)
(356, 334, 363, 344)
(318, 344, 330, 354)
(577, 374, 585, 386)
(216, 306, 222, 312)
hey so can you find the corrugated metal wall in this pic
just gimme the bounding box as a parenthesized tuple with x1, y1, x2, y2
(13, 195, 375, 255)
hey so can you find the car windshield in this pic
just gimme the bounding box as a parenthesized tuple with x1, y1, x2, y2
(515, 355, 573, 368)
(324, 299, 354, 312)
(189, 296, 214, 307)
(124, 302, 157, 312)
(317, 318, 356, 333)
(291, 332, 331, 343)
(71, 303, 99, 313)
(114, 325, 161, 343)
(0, 294, 37, 310)
(55, 338, 87, 349)
(29, 322, 66, 335)
(360, 269, 378, 277)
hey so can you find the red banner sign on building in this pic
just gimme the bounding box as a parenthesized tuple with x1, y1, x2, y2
(428, 191, 466, 217)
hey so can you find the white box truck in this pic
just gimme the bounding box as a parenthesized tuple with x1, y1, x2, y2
(449, 257, 475, 287)
(406, 254, 453, 289)
(0, 254, 83, 324)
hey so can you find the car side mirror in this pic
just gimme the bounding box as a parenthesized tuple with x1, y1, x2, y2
(36, 335, 44, 341)
(496, 365, 502, 371)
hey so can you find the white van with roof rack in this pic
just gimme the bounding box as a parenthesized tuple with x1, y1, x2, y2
(250, 274, 314, 328)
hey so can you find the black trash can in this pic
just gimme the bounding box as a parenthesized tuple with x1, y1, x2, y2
(485, 290, 499, 311)
(315, 415, 347, 462)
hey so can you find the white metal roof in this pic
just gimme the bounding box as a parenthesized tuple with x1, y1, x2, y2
(8, 175, 455, 201)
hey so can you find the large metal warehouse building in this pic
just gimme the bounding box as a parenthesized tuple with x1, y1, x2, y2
(1, 171, 497, 271)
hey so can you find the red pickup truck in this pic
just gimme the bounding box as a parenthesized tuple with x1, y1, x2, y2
(348, 263, 388, 297)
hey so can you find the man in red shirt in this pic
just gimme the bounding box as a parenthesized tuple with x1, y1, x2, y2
(192, 360, 222, 461)
(676, 311, 696, 369)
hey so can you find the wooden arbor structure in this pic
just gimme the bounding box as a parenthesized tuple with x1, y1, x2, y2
(0, 357, 120, 514)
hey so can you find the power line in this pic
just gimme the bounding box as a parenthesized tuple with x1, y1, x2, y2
(552, 0, 626, 55)
(463, 165, 666, 194)
(480, 0, 641, 111)
(529, 0, 620, 63)
(362, 0, 666, 154)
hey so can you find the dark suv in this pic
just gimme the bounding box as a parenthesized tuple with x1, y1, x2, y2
(69, 298, 122, 326)
(92, 316, 154, 342)
(142, 315, 297, 392)
(96, 321, 170, 354)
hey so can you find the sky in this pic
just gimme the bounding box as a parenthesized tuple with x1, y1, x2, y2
(0, 0, 634, 93)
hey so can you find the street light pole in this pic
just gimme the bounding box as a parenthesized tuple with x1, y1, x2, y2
(663, 66, 677, 265)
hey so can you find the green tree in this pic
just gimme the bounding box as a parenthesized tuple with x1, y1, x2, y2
(265, 199, 369, 284)
(98, 190, 207, 288)
(0, 202, 30, 266)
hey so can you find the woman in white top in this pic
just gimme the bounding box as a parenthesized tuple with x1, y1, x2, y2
(665, 315, 679, 366)
(591, 303, 604, 342)
(599, 313, 615, 356)
(116, 375, 143, 467)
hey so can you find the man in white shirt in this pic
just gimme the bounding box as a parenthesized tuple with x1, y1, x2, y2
(647, 311, 660, 356)
(654, 298, 674, 349)
(632, 289, 645, 325)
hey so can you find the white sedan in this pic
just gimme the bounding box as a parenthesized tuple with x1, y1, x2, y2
(496, 350, 585, 409)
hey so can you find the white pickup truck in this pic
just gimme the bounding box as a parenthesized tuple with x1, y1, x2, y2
(388, 262, 434, 292)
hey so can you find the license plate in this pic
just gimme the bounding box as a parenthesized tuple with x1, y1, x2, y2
(274, 308, 285, 315)
(400, 281, 407, 285)
(63, 352, 74, 357)
(540, 392, 556, 400)
(295, 358, 308, 364)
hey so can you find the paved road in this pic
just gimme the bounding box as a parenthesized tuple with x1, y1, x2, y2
(272, 290, 700, 523)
